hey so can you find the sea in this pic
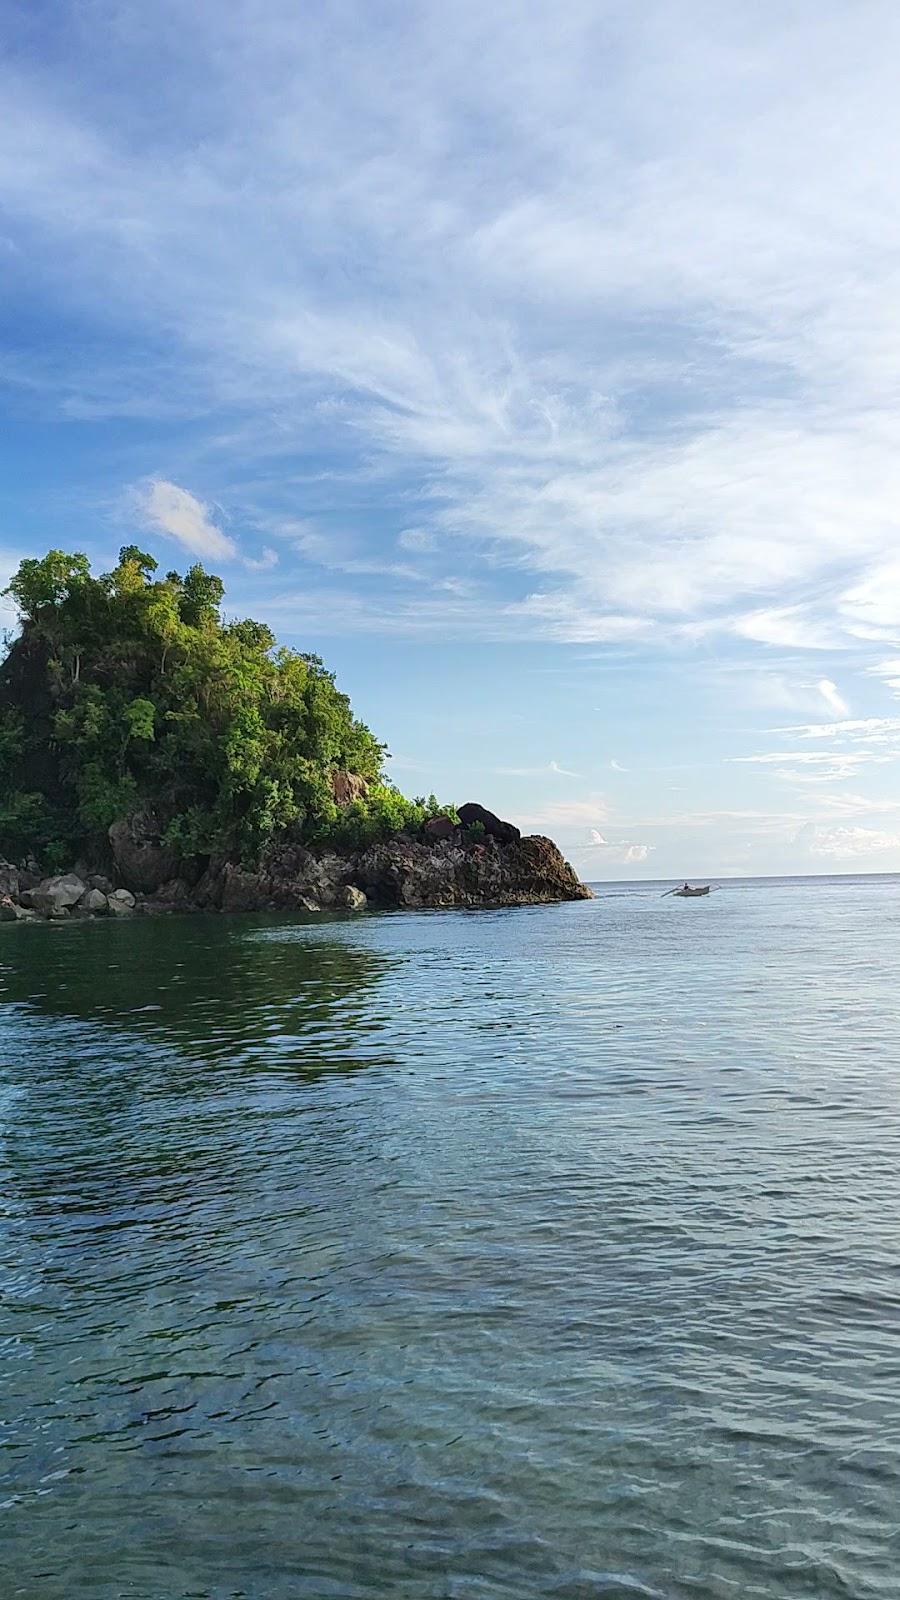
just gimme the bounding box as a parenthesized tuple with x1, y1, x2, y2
(2, 875, 899, 1598)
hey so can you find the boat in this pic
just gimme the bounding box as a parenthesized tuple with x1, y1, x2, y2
(664, 883, 712, 898)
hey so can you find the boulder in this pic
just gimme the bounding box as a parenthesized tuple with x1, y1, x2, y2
(218, 864, 272, 913)
(88, 874, 114, 894)
(78, 888, 109, 916)
(337, 885, 367, 911)
(424, 815, 456, 842)
(331, 771, 369, 807)
(107, 888, 136, 916)
(456, 802, 521, 845)
(0, 861, 20, 900)
(151, 878, 195, 911)
(109, 811, 182, 894)
(31, 873, 87, 916)
(0, 896, 19, 922)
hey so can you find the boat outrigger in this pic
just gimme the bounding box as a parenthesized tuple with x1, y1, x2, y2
(663, 882, 713, 898)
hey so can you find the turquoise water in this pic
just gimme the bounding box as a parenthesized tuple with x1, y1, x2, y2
(2, 878, 900, 1598)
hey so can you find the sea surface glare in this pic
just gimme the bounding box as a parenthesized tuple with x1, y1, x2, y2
(2, 878, 900, 1598)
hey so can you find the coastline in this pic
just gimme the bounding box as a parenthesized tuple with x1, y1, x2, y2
(0, 828, 592, 924)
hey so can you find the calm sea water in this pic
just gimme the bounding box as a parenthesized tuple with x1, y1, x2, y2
(2, 876, 900, 1598)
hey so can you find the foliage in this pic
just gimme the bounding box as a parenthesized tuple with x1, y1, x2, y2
(0, 546, 390, 866)
(314, 788, 454, 850)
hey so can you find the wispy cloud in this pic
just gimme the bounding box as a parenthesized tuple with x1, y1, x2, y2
(816, 679, 848, 717)
(5, 2, 900, 654)
(134, 480, 236, 562)
(799, 824, 900, 860)
(495, 759, 581, 779)
(732, 750, 894, 781)
(587, 829, 652, 864)
(243, 547, 279, 572)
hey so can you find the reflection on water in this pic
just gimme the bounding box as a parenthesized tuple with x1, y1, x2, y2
(2, 882, 900, 1598)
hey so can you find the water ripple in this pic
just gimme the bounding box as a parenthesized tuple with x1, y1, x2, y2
(2, 879, 900, 1596)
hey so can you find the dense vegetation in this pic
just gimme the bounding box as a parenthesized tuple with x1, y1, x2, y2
(0, 548, 445, 870)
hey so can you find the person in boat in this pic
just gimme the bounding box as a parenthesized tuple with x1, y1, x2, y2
(682, 882, 690, 892)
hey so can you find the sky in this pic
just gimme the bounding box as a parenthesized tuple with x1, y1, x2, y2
(4, 0, 900, 880)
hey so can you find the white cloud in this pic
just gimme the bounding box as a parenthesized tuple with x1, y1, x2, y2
(517, 796, 608, 828)
(733, 750, 893, 781)
(802, 825, 900, 860)
(816, 678, 848, 716)
(243, 547, 279, 571)
(5, 1, 900, 662)
(586, 828, 652, 863)
(135, 480, 237, 561)
(771, 718, 900, 744)
(494, 759, 581, 778)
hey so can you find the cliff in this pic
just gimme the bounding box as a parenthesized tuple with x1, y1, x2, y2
(0, 824, 590, 921)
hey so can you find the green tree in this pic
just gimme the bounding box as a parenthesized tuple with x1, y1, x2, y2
(0, 547, 403, 870)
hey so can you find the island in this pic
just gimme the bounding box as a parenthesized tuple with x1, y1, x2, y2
(0, 547, 591, 920)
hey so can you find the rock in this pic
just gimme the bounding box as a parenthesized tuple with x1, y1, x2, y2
(107, 888, 136, 916)
(424, 815, 456, 842)
(151, 878, 195, 912)
(78, 888, 109, 916)
(88, 874, 114, 894)
(331, 771, 369, 807)
(355, 831, 590, 908)
(218, 864, 272, 913)
(32, 873, 87, 916)
(456, 802, 521, 845)
(0, 896, 19, 922)
(337, 885, 367, 910)
(0, 861, 20, 900)
(109, 811, 182, 894)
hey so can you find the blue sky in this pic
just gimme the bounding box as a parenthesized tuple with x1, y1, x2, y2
(4, 0, 900, 879)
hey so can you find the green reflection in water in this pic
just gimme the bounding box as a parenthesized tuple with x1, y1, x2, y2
(0, 913, 392, 1072)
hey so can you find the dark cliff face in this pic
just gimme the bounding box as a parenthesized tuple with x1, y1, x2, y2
(0, 831, 592, 921)
(194, 831, 592, 914)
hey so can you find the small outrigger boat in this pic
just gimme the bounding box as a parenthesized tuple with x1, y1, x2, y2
(663, 882, 712, 898)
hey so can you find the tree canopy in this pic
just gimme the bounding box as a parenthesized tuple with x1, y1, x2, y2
(0, 546, 432, 868)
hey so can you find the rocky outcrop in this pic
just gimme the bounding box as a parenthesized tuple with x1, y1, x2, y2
(0, 861, 136, 923)
(331, 771, 369, 807)
(354, 832, 586, 907)
(109, 811, 183, 894)
(187, 827, 589, 912)
(0, 808, 591, 924)
(457, 802, 521, 845)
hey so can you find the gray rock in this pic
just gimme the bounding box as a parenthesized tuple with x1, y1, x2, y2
(79, 888, 109, 916)
(109, 811, 182, 893)
(337, 885, 367, 910)
(107, 888, 136, 916)
(0, 896, 19, 922)
(32, 873, 87, 915)
(88, 874, 114, 894)
(424, 815, 456, 842)
(0, 861, 20, 900)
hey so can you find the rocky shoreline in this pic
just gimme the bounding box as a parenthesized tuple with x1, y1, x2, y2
(0, 806, 592, 923)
